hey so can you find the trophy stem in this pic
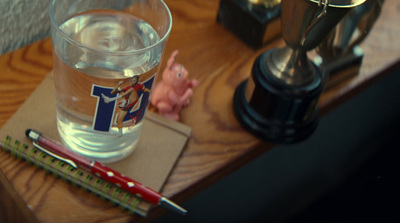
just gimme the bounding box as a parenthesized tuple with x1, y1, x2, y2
(266, 47, 316, 86)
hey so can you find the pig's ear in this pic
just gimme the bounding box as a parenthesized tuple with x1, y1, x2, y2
(167, 50, 179, 69)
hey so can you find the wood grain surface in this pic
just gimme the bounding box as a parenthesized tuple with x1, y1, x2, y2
(0, 0, 399, 222)
(0, 169, 41, 223)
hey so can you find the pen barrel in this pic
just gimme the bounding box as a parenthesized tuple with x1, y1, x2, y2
(92, 162, 161, 205)
(38, 136, 93, 169)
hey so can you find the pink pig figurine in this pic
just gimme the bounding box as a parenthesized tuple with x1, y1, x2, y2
(151, 50, 199, 120)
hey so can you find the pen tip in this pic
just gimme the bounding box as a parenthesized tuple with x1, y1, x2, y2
(159, 197, 188, 215)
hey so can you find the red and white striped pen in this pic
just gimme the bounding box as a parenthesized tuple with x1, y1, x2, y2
(26, 129, 187, 215)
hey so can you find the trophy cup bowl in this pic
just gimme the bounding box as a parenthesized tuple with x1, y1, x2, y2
(233, 0, 366, 144)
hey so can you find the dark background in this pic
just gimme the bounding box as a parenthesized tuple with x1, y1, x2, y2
(154, 68, 400, 223)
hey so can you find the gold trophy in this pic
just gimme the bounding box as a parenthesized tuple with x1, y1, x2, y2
(315, 0, 384, 88)
(233, 0, 366, 143)
(217, 0, 282, 49)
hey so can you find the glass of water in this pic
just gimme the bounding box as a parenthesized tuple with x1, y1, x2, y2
(50, 0, 172, 163)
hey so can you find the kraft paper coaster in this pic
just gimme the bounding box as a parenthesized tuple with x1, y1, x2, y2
(0, 72, 191, 215)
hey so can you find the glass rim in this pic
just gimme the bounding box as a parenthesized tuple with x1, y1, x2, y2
(49, 0, 172, 56)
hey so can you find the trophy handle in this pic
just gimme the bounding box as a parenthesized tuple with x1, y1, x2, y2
(301, 0, 329, 46)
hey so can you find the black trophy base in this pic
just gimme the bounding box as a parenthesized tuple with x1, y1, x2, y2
(217, 0, 281, 49)
(233, 51, 323, 144)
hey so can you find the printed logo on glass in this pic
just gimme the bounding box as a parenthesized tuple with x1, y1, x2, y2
(91, 73, 155, 136)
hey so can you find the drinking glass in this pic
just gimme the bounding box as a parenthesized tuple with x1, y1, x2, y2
(50, 0, 172, 163)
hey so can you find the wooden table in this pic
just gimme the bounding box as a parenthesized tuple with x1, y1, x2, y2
(1, 0, 399, 222)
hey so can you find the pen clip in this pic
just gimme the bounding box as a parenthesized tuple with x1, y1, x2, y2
(32, 142, 77, 169)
